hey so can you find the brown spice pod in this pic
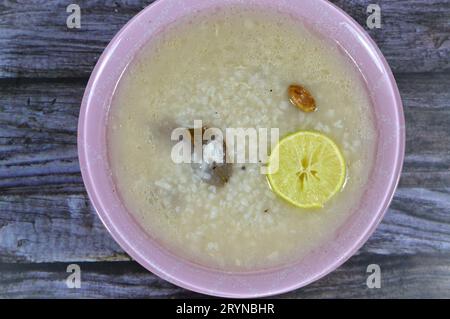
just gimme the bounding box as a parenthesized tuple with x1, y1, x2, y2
(288, 84, 317, 112)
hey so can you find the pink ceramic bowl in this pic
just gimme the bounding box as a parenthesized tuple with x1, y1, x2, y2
(78, 0, 405, 298)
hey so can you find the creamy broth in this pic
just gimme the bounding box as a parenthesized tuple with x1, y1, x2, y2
(108, 6, 376, 270)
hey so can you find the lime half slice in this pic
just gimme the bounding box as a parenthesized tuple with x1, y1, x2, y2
(267, 130, 346, 208)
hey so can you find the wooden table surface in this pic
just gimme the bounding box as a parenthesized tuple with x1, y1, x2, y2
(0, 0, 449, 298)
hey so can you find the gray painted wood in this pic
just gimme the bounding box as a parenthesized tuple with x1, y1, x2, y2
(0, 0, 449, 298)
(0, 0, 449, 78)
(1, 188, 449, 263)
(1, 254, 449, 298)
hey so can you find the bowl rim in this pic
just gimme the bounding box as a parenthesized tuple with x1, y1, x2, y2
(78, 0, 405, 298)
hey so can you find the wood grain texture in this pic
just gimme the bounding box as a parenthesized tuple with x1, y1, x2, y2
(0, 0, 449, 298)
(0, 74, 449, 263)
(1, 190, 449, 264)
(1, 253, 449, 298)
(0, 74, 448, 194)
(0, 0, 449, 79)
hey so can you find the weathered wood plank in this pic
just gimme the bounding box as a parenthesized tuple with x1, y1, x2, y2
(332, 0, 450, 73)
(0, 73, 448, 190)
(363, 192, 450, 255)
(1, 253, 449, 298)
(283, 253, 450, 298)
(0, 261, 190, 298)
(0, 0, 153, 79)
(0, 72, 449, 263)
(0, 79, 84, 192)
(0, 193, 129, 263)
(396, 72, 450, 189)
(1, 187, 449, 263)
(0, 0, 449, 79)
